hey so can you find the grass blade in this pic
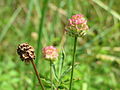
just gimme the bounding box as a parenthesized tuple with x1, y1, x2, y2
(67, 0, 73, 17)
(34, 0, 41, 17)
(49, 0, 61, 43)
(35, 0, 49, 65)
(0, 8, 21, 43)
(77, 24, 119, 54)
(24, 0, 34, 34)
(92, 0, 120, 20)
(33, 0, 49, 89)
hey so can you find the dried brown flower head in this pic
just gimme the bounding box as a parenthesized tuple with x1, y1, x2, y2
(17, 43, 35, 62)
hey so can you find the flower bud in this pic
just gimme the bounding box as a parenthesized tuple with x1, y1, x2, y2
(65, 14, 89, 37)
(17, 43, 35, 62)
(42, 46, 58, 61)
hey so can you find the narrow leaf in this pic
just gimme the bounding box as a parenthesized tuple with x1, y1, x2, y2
(58, 48, 65, 79)
(61, 63, 79, 78)
(52, 63, 59, 82)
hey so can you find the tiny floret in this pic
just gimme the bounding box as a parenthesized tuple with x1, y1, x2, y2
(17, 43, 35, 62)
(65, 14, 89, 37)
(42, 46, 58, 61)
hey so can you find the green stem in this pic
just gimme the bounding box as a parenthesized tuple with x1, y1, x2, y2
(50, 61, 53, 90)
(69, 36, 77, 90)
(31, 60, 45, 90)
(36, 0, 49, 65)
(33, 0, 49, 89)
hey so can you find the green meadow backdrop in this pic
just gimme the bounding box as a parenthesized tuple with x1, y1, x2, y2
(0, 0, 120, 90)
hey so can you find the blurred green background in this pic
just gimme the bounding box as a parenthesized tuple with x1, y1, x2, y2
(0, 0, 120, 90)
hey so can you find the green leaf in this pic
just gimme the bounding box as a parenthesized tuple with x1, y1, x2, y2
(61, 63, 79, 79)
(41, 77, 56, 88)
(58, 48, 65, 80)
(58, 84, 68, 89)
(52, 62, 59, 82)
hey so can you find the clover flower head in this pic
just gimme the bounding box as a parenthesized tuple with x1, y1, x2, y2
(17, 43, 35, 62)
(42, 46, 58, 61)
(65, 14, 89, 37)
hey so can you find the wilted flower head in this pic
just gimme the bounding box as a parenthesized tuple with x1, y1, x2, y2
(17, 43, 35, 62)
(42, 46, 58, 61)
(65, 14, 89, 37)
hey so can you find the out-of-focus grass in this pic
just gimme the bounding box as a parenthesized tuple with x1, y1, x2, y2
(0, 0, 120, 90)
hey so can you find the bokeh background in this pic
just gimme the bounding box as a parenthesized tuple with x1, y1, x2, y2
(0, 0, 120, 90)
